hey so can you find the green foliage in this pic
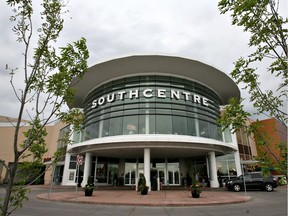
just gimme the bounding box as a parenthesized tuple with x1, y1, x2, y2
(0, 186, 30, 216)
(2, 0, 89, 215)
(218, 0, 287, 176)
(9, 186, 30, 208)
(20, 118, 48, 160)
(17, 161, 44, 185)
(218, 98, 251, 133)
(189, 179, 202, 193)
(218, 0, 287, 125)
(57, 109, 84, 132)
(138, 174, 149, 193)
(52, 146, 66, 165)
(278, 176, 287, 186)
(85, 176, 94, 191)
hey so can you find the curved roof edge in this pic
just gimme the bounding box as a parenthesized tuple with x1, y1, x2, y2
(69, 55, 240, 108)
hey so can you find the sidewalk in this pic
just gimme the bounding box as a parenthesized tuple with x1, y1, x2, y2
(37, 187, 251, 206)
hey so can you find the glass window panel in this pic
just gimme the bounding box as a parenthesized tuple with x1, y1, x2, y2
(140, 76, 155, 85)
(239, 144, 244, 154)
(199, 120, 209, 138)
(172, 116, 188, 135)
(157, 102, 172, 108)
(108, 164, 119, 184)
(111, 104, 123, 111)
(69, 162, 76, 169)
(172, 110, 186, 116)
(110, 110, 123, 117)
(217, 126, 223, 141)
(168, 171, 173, 185)
(187, 118, 197, 136)
(140, 96, 156, 102)
(244, 145, 251, 155)
(124, 103, 139, 109)
(139, 115, 146, 134)
(102, 111, 111, 120)
(131, 170, 136, 185)
(156, 115, 172, 134)
(83, 127, 90, 141)
(123, 115, 139, 135)
(96, 163, 108, 183)
(209, 123, 218, 140)
(102, 119, 110, 137)
(91, 122, 99, 139)
(109, 116, 123, 136)
(174, 171, 180, 184)
(224, 128, 232, 142)
(148, 108, 156, 115)
(155, 109, 172, 115)
(228, 161, 237, 176)
(149, 115, 156, 134)
(172, 103, 185, 110)
(124, 109, 139, 115)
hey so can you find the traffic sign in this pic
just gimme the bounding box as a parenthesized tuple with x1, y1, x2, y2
(77, 155, 83, 165)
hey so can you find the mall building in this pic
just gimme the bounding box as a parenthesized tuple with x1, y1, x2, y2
(1, 55, 254, 189)
(60, 55, 243, 190)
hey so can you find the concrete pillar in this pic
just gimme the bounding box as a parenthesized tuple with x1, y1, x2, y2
(81, 153, 92, 187)
(234, 151, 242, 176)
(144, 148, 151, 190)
(135, 158, 139, 191)
(61, 153, 73, 185)
(208, 151, 219, 188)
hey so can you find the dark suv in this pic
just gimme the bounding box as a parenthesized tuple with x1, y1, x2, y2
(225, 172, 278, 192)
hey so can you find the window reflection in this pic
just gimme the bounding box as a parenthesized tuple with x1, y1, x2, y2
(172, 115, 187, 135)
(156, 115, 172, 134)
(123, 115, 138, 135)
(82, 75, 227, 141)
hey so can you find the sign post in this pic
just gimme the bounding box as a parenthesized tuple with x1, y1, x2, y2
(75, 155, 83, 200)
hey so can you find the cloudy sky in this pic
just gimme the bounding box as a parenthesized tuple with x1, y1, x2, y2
(0, 0, 286, 121)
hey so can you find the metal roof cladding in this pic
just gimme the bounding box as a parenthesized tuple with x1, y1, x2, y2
(69, 55, 240, 108)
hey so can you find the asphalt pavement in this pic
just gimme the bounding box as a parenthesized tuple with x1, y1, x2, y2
(1, 185, 286, 216)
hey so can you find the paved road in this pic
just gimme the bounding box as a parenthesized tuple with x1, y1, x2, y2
(1, 187, 287, 216)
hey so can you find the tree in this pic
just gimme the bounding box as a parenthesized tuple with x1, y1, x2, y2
(218, 0, 287, 175)
(0, 0, 89, 215)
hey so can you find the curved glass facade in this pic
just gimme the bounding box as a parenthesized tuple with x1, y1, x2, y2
(82, 75, 223, 141)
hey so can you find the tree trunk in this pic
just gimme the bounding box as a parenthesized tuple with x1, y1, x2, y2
(2, 158, 19, 216)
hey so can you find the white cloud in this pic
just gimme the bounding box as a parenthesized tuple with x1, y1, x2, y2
(0, 0, 285, 121)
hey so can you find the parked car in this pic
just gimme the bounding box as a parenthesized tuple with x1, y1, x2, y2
(225, 172, 278, 192)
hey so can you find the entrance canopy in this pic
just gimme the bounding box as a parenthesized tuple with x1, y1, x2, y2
(67, 134, 237, 158)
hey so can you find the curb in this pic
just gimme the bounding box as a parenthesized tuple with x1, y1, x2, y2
(37, 190, 251, 207)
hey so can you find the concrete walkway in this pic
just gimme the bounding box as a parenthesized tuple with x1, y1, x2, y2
(37, 188, 251, 206)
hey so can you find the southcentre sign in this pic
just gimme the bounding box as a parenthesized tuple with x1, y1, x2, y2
(91, 88, 210, 108)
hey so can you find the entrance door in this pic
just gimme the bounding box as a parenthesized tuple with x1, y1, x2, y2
(150, 169, 158, 190)
(150, 169, 166, 190)
(158, 169, 165, 185)
(168, 169, 180, 185)
(125, 169, 136, 185)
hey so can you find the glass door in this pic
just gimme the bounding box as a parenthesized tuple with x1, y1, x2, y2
(167, 170, 180, 185)
(125, 170, 136, 185)
(158, 169, 165, 188)
(124, 162, 136, 185)
(167, 162, 180, 185)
